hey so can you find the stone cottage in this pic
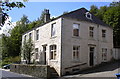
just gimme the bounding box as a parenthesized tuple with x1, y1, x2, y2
(21, 8, 113, 76)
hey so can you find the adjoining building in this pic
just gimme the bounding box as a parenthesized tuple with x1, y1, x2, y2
(21, 8, 113, 76)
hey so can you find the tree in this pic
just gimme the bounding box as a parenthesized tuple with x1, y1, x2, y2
(0, 1, 25, 26)
(90, 5, 98, 15)
(103, 5, 120, 47)
(9, 15, 30, 57)
(21, 39, 34, 64)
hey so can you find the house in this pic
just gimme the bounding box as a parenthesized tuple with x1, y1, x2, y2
(21, 8, 113, 76)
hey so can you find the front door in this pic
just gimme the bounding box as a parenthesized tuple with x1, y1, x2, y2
(43, 46, 46, 65)
(89, 47, 94, 66)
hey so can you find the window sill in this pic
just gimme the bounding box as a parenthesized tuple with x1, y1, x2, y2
(72, 59, 80, 63)
(50, 36, 57, 39)
(50, 59, 58, 62)
(72, 36, 81, 39)
(88, 37, 95, 41)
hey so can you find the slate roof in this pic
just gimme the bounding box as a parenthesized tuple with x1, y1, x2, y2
(23, 8, 110, 35)
(61, 8, 109, 26)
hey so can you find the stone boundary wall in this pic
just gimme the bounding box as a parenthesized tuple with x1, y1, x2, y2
(10, 64, 51, 78)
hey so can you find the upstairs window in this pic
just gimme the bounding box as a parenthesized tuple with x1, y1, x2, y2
(51, 23, 56, 37)
(102, 30, 106, 38)
(85, 12, 92, 20)
(73, 23, 80, 36)
(36, 30, 39, 40)
(73, 46, 79, 60)
(24, 35, 27, 42)
(29, 33, 32, 40)
(50, 45, 57, 60)
(89, 27, 94, 38)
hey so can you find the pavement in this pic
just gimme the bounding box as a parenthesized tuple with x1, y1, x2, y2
(0, 68, 40, 79)
(0, 60, 120, 79)
(63, 60, 120, 79)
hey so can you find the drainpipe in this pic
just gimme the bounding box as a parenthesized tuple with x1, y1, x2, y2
(97, 24, 100, 64)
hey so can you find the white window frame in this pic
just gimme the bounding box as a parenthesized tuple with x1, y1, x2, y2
(36, 30, 39, 40)
(51, 23, 56, 37)
(73, 23, 80, 37)
(102, 48, 107, 61)
(73, 46, 80, 61)
(102, 29, 106, 38)
(35, 48, 39, 59)
(86, 12, 92, 20)
(89, 27, 94, 38)
(24, 35, 27, 42)
(29, 33, 32, 40)
(50, 45, 57, 60)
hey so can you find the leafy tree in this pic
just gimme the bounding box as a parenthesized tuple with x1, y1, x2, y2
(21, 39, 34, 64)
(103, 5, 120, 47)
(9, 15, 30, 57)
(0, 0, 26, 26)
(90, 5, 98, 15)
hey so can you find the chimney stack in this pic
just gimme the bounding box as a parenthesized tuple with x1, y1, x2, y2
(44, 9, 50, 23)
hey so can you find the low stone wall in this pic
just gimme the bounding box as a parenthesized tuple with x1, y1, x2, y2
(10, 64, 51, 78)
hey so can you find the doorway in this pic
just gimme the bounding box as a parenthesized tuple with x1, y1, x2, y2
(89, 47, 94, 66)
(43, 45, 47, 65)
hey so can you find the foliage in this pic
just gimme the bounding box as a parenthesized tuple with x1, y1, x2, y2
(1, 56, 21, 66)
(103, 4, 120, 47)
(90, 1, 120, 47)
(0, 1, 25, 26)
(21, 39, 34, 64)
(1, 15, 30, 61)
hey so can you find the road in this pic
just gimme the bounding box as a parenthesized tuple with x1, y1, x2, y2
(63, 60, 120, 79)
(0, 69, 40, 79)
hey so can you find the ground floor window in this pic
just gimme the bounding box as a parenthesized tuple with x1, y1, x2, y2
(50, 45, 57, 60)
(35, 48, 39, 59)
(73, 46, 80, 60)
(102, 48, 107, 61)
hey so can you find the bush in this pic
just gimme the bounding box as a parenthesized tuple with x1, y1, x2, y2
(2, 56, 21, 66)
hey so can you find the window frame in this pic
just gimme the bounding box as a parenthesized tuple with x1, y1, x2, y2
(51, 23, 56, 37)
(50, 45, 57, 60)
(29, 33, 32, 40)
(89, 27, 94, 38)
(73, 23, 80, 37)
(102, 48, 107, 61)
(35, 48, 39, 59)
(24, 35, 27, 42)
(72, 46, 80, 61)
(36, 29, 39, 40)
(102, 29, 106, 38)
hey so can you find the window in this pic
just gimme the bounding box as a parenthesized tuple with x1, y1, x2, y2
(36, 30, 39, 40)
(73, 23, 80, 36)
(73, 46, 79, 60)
(102, 30, 106, 38)
(29, 33, 32, 39)
(50, 45, 57, 60)
(102, 48, 107, 61)
(89, 27, 94, 38)
(86, 12, 92, 20)
(35, 48, 39, 59)
(24, 35, 27, 41)
(51, 23, 56, 37)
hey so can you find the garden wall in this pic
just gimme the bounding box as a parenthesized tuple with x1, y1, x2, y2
(10, 64, 51, 78)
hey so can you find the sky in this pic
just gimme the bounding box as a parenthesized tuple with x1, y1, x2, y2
(8, 2, 111, 22)
(0, 2, 112, 34)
